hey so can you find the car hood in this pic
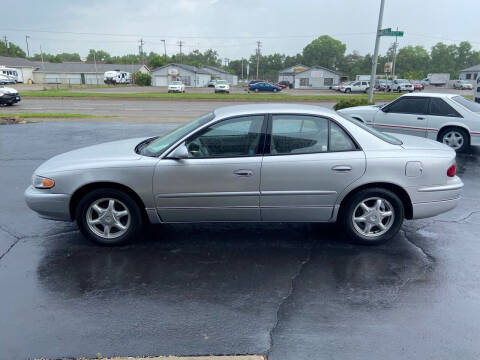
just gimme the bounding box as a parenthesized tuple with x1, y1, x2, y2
(0, 86, 18, 94)
(339, 105, 379, 113)
(391, 133, 453, 152)
(35, 137, 148, 174)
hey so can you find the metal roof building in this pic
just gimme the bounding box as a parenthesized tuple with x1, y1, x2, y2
(32, 62, 150, 84)
(293, 66, 341, 89)
(459, 65, 480, 81)
(200, 65, 238, 85)
(151, 63, 211, 87)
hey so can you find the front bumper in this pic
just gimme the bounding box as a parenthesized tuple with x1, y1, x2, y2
(24, 186, 72, 221)
(411, 177, 463, 219)
(0, 94, 20, 104)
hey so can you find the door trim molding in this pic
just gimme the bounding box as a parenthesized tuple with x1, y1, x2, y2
(156, 191, 259, 198)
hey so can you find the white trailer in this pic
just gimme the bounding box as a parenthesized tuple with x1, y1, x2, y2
(0, 66, 23, 83)
(427, 73, 450, 86)
(103, 70, 131, 85)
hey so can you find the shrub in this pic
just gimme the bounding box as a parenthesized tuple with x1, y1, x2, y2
(333, 98, 374, 111)
(133, 72, 152, 86)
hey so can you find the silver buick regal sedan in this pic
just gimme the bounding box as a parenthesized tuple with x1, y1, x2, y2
(25, 104, 463, 246)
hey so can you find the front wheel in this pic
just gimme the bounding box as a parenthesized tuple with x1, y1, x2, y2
(76, 188, 143, 246)
(273, 88, 278, 92)
(255, 88, 259, 93)
(345, 88, 351, 93)
(340, 188, 404, 245)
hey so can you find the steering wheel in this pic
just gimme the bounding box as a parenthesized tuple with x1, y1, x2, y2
(187, 138, 210, 157)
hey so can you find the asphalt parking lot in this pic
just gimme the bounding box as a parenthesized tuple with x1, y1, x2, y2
(1, 121, 480, 360)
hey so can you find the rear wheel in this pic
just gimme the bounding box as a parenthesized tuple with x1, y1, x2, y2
(273, 88, 277, 92)
(439, 127, 469, 152)
(76, 188, 143, 246)
(340, 188, 404, 245)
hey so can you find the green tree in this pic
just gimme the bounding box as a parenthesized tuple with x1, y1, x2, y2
(133, 72, 151, 86)
(395, 45, 430, 78)
(302, 35, 346, 69)
(87, 49, 112, 63)
(0, 41, 26, 58)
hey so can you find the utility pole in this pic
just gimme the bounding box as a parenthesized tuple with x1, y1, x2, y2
(161, 39, 167, 63)
(368, 0, 385, 103)
(241, 59, 244, 80)
(3, 36, 8, 55)
(177, 41, 184, 63)
(139, 38, 145, 64)
(392, 26, 399, 78)
(224, 58, 229, 67)
(256, 41, 261, 80)
(93, 51, 98, 85)
(40, 45, 45, 69)
(25, 35, 30, 57)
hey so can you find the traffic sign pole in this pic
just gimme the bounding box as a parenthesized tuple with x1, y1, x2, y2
(368, 0, 385, 103)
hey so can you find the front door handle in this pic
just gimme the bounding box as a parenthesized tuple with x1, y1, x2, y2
(332, 165, 352, 172)
(417, 117, 425, 120)
(233, 169, 253, 177)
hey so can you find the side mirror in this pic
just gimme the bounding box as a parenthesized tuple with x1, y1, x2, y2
(168, 142, 189, 159)
(381, 106, 389, 113)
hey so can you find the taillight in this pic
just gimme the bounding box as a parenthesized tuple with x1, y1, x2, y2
(447, 163, 457, 177)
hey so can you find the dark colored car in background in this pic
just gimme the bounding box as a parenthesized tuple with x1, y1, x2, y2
(277, 80, 292, 89)
(249, 81, 282, 92)
(410, 80, 424, 91)
(0, 86, 21, 106)
(248, 80, 262, 86)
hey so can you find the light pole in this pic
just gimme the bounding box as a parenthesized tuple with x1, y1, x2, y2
(25, 35, 30, 57)
(161, 39, 167, 64)
(368, 0, 385, 103)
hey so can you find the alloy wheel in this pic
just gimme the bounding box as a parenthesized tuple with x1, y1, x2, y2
(442, 130, 464, 150)
(352, 197, 395, 238)
(86, 198, 131, 239)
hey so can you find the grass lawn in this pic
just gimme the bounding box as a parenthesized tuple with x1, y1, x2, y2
(19, 89, 403, 102)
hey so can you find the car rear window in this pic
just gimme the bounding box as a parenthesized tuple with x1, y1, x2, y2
(337, 113, 403, 145)
(452, 96, 480, 112)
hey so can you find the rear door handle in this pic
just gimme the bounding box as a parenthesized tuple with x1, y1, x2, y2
(332, 165, 352, 172)
(233, 169, 253, 177)
(417, 117, 425, 120)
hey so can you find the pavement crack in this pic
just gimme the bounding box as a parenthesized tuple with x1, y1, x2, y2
(401, 229, 435, 264)
(265, 246, 312, 358)
(0, 225, 24, 261)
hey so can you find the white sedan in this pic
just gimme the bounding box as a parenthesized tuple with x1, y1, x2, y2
(167, 81, 185, 93)
(339, 93, 480, 152)
(214, 80, 230, 93)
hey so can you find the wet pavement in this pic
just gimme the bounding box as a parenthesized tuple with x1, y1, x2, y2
(1, 121, 480, 360)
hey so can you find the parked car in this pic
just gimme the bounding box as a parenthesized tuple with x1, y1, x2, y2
(339, 93, 480, 152)
(0, 86, 21, 106)
(277, 80, 292, 89)
(249, 81, 282, 92)
(453, 80, 473, 90)
(388, 79, 414, 93)
(248, 80, 262, 86)
(167, 81, 186, 93)
(25, 104, 462, 246)
(410, 80, 424, 91)
(340, 80, 370, 93)
(421, 78, 430, 87)
(331, 82, 344, 91)
(214, 79, 230, 93)
(207, 79, 217, 87)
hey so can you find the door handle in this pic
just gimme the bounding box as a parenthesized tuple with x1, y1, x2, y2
(233, 169, 253, 177)
(332, 165, 352, 172)
(417, 117, 425, 120)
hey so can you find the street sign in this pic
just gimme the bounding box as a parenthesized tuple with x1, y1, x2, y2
(384, 62, 392, 73)
(379, 28, 404, 37)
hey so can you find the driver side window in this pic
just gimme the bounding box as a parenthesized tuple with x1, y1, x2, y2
(185, 116, 264, 158)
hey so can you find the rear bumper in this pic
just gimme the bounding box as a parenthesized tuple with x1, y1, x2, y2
(24, 186, 72, 221)
(411, 177, 463, 219)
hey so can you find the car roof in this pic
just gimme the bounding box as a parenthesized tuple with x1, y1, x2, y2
(213, 103, 337, 118)
(401, 92, 458, 99)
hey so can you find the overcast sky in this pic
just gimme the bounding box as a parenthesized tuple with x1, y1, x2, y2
(3, 0, 479, 60)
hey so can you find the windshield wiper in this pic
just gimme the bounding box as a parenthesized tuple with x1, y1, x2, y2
(135, 136, 159, 155)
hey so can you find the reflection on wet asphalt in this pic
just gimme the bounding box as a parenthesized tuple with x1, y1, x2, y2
(0, 122, 479, 360)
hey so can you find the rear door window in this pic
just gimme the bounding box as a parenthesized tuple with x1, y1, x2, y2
(429, 98, 461, 117)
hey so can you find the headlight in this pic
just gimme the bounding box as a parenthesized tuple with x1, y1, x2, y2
(32, 175, 55, 189)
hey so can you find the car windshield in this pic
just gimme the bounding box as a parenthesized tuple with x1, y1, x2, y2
(171, 81, 182, 85)
(452, 95, 480, 112)
(216, 80, 227, 84)
(337, 112, 403, 145)
(140, 112, 215, 156)
(397, 79, 409, 83)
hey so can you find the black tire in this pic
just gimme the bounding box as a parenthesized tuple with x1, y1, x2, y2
(255, 88, 259, 93)
(76, 188, 143, 246)
(345, 88, 351, 93)
(273, 88, 278, 92)
(438, 127, 469, 152)
(340, 187, 404, 246)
